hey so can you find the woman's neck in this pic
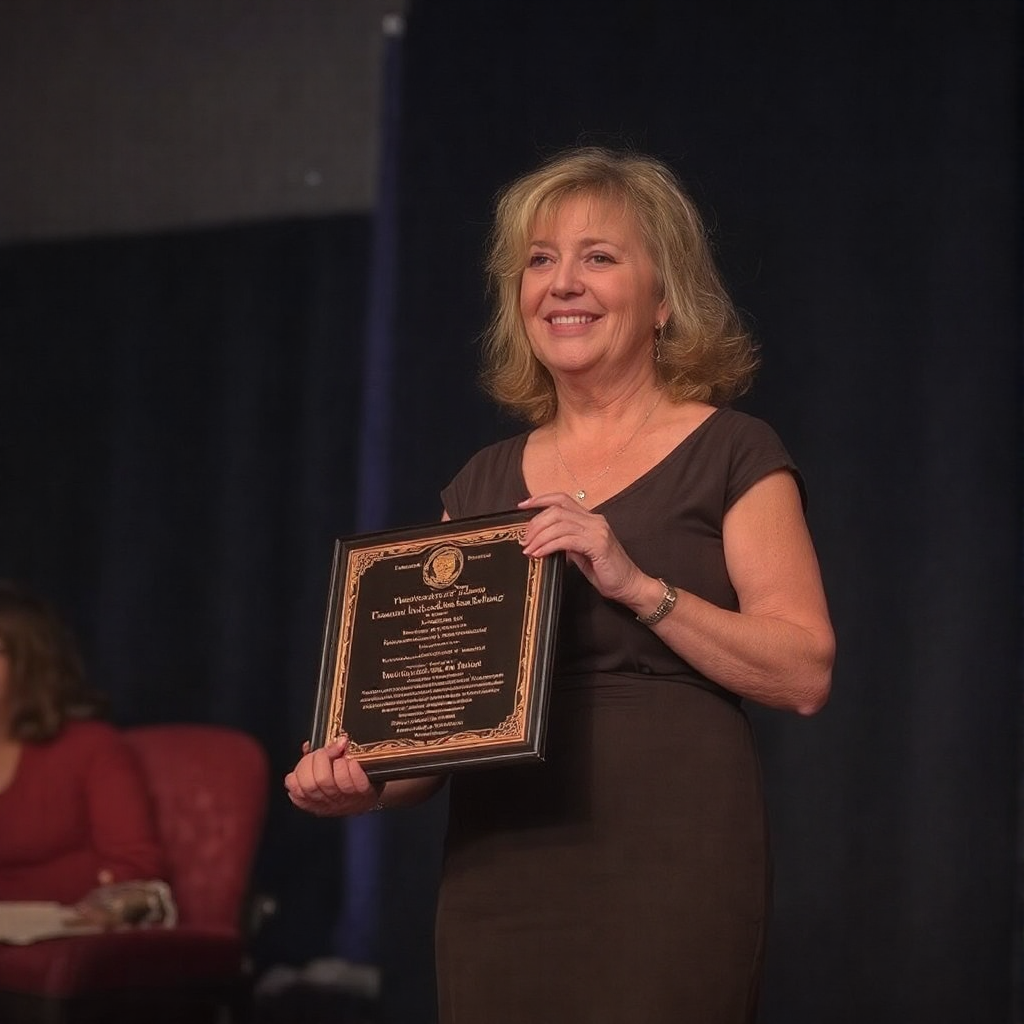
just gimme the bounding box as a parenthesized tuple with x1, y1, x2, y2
(552, 371, 661, 429)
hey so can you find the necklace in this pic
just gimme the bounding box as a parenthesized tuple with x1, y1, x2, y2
(553, 392, 663, 505)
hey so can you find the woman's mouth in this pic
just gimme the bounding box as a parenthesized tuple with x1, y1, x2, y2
(547, 314, 599, 325)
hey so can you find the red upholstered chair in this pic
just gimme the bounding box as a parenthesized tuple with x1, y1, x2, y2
(0, 723, 269, 1024)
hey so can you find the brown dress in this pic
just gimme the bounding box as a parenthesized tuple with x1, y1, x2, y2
(435, 407, 801, 1024)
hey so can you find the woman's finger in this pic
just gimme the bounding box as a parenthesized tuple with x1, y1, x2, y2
(287, 737, 348, 795)
(518, 492, 582, 513)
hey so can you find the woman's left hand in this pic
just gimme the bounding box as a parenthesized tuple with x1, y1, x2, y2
(517, 493, 646, 605)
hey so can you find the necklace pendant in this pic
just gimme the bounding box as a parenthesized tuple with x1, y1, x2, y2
(574, 489, 586, 503)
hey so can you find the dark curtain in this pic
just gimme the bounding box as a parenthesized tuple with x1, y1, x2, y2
(0, 2, 1019, 1023)
(0, 214, 374, 968)
(387, 2, 1022, 1023)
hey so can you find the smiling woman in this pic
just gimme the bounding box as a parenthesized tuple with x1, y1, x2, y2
(482, 147, 758, 428)
(285, 145, 835, 1024)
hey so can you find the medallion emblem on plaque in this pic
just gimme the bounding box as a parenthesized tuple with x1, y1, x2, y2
(422, 544, 465, 589)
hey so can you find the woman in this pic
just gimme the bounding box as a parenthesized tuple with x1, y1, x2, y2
(286, 147, 835, 1022)
(0, 582, 171, 932)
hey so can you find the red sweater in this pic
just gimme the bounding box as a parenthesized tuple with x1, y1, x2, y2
(0, 720, 164, 904)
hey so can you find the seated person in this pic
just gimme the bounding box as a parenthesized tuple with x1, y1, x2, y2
(0, 581, 173, 935)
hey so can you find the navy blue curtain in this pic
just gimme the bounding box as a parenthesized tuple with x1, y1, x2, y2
(334, 11, 405, 972)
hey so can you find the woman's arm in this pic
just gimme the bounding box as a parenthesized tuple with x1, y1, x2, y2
(642, 470, 833, 713)
(85, 728, 166, 882)
(519, 470, 835, 714)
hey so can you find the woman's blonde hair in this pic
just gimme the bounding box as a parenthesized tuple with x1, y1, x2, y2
(480, 146, 760, 424)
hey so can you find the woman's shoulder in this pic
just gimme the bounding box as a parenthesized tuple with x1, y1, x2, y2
(445, 431, 531, 491)
(442, 431, 531, 519)
(654, 404, 788, 466)
(697, 405, 784, 443)
(55, 718, 124, 754)
(20, 720, 125, 777)
(455, 431, 530, 471)
(697, 406, 804, 508)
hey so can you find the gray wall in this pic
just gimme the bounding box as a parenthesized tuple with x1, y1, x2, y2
(0, 0, 406, 243)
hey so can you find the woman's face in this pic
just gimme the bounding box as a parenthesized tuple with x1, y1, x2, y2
(519, 195, 668, 387)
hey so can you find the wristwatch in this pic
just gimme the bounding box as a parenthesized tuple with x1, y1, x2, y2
(637, 578, 677, 626)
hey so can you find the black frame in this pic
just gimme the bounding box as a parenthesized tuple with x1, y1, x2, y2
(311, 510, 564, 780)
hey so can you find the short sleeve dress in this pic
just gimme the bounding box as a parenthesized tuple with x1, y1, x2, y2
(435, 406, 802, 1024)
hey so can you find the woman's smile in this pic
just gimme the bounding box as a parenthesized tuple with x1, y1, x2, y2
(546, 311, 603, 328)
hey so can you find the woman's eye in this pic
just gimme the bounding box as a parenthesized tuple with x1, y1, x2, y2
(587, 252, 615, 265)
(527, 253, 552, 267)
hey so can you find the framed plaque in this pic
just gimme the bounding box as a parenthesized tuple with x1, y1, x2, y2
(310, 510, 564, 780)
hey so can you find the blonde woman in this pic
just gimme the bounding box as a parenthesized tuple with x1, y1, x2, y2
(288, 147, 834, 1023)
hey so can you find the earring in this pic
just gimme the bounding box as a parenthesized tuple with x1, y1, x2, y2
(653, 322, 665, 363)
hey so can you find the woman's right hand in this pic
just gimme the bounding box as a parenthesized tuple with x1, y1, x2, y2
(284, 735, 380, 817)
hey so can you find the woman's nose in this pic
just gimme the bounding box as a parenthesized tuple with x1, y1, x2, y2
(550, 259, 583, 297)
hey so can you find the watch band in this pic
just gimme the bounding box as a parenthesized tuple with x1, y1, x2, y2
(637, 578, 677, 626)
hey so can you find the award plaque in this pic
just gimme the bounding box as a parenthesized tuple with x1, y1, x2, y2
(310, 510, 564, 780)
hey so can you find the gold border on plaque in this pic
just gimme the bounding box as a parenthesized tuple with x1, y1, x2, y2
(310, 510, 564, 779)
(328, 524, 537, 758)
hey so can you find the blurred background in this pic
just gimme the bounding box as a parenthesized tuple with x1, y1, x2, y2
(0, 1, 1020, 1022)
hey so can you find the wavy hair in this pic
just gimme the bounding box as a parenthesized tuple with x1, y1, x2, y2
(0, 582, 106, 742)
(480, 146, 760, 424)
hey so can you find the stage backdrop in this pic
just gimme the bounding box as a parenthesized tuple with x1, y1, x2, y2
(0, 2, 1019, 1023)
(386, 2, 1022, 1023)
